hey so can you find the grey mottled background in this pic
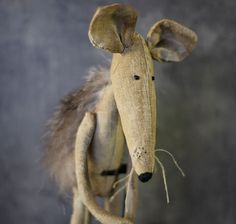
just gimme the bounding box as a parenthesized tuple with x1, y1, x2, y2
(0, 0, 236, 223)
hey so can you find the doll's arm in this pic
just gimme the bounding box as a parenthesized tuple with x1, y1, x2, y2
(125, 169, 139, 222)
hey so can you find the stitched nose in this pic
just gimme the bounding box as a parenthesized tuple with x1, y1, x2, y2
(138, 172, 153, 182)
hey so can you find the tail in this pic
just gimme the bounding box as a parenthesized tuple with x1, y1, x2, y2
(75, 112, 132, 224)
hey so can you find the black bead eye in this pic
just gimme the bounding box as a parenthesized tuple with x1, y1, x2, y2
(133, 75, 140, 80)
(152, 76, 155, 80)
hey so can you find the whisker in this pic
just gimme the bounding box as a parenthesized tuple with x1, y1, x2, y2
(155, 149, 185, 177)
(155, 156, 170, 204)
(112, 173, 130, 189)
(109, 183, 127, 202)
(109, 168, 133, 202)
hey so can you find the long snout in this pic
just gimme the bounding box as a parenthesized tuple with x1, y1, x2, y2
(110, 33, 157, 183)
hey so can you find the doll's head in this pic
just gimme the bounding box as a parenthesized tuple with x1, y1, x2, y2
(89, 3, 197, 182)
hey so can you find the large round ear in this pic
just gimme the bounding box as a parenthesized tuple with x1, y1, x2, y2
(147, 19, 198, 62)
(88, 3, 138, 53)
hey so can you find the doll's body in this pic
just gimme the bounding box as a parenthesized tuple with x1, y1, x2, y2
(44, 3, 197, 224)
(88, 84, 125, 196)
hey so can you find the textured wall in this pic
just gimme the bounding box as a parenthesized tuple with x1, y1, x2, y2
(0, 0, 236, 224)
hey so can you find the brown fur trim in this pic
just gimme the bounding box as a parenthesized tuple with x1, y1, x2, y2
(43, 67, 110, 192)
